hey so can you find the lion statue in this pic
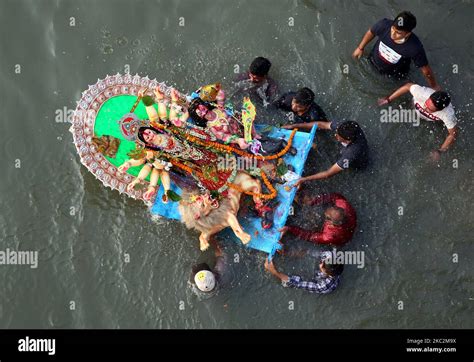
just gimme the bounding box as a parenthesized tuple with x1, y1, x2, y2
(178, 171, 262, 251)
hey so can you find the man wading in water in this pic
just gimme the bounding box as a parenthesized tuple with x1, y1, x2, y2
(290, 121, 370, 186)
(276, 87, 328, 130)
(352, 11, 440, 89)
(264, 251, 344, 294)
(279, 193, 357, 246)
(378, 83, 458, 162)
(234, 56, 278, 106)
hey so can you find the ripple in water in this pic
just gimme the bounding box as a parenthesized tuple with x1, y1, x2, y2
(101, 28, 111, 39)
(100, 44, 114, 55)
(116, 36, 128, 47)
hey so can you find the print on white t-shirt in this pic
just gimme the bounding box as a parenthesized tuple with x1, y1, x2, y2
(409, 85, 458, 129)
(414, 102, 441, 121)
(378, 41, 402, 64)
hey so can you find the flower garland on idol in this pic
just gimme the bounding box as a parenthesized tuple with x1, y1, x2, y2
(127, 92, 298, 200)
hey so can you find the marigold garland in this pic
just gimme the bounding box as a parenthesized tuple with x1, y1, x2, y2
(135, 93, 297, 200)
(227, 169, 277, 200)
(169, 159, 277, 200)
(150, 119, 298, 161)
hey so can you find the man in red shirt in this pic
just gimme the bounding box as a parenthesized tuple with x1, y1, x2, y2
(280, 193, 357, 246)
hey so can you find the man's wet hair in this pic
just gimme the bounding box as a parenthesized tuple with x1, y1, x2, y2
(327, 206, 347, 226)
(323, 261, 344, 276)
(336, 121, 363, 142)
(294, 87, 315, 107)
(249, 57, 272, 77)
(430, 91, 451, 110)
(393, 11, 417, 32)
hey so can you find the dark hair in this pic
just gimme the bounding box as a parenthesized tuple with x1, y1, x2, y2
(323, 261, 344, 276)
(336, 121, 363, 142)
(326, 206, 346, 226)
(294, 87, 315, 107)
(138, 126, 162, 151)
(393, 11, 417, 32)
(430, 91, 451, 110)
(188, 98, 215, 127)
(190, 263, 212, 282)
(249, 57, 271, 77)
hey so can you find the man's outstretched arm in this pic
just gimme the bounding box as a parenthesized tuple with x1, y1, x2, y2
(378, 82, 414, 105)
(282, 120, 331, 130)
(285, 225, 326, 244)
(264, 259, 289, 283)
(295, 163, 344, 187)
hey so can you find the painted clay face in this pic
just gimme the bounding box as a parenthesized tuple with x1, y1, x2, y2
(143, 129, 156, 143)
(196, 104, 209, 118)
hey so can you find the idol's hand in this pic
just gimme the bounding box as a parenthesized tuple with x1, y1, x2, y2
(118, 162, 130, 173)
(145, 151, 154, 160)
(170, 88, 180, 103)
(154, 86, 165, 100)
(126, 179, 139, 193)
(143, 186, 157, 201)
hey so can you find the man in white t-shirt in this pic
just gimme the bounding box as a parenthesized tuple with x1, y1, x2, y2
(378, 83, 458, 161)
